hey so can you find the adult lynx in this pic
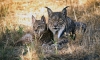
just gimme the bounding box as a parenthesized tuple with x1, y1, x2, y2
(45, 7, 69, 46)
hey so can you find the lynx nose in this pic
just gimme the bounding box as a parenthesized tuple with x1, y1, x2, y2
(54, 23, 57, 28)
(54, 25, 57, 27)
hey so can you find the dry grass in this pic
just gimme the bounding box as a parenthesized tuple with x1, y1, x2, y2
(0, 0, 100, 60)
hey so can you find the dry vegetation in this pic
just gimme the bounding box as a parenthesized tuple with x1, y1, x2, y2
(0, 0, 100, 60)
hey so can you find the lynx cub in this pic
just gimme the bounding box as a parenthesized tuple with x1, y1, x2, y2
(32, 15, 53, 45)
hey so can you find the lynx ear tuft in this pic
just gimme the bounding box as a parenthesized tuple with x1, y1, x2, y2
(45, 7, 53, 17)
(62, 6, 69, 17)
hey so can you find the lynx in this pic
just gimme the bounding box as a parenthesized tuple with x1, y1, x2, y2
(45, 7, 69, 47)
(32, 15, 53, 45)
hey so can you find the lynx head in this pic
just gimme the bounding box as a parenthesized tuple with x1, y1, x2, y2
(45, 6, 69, 38)
(32, 15, 47, 36)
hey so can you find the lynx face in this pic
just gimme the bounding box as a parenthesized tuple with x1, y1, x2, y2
(32, 15, 46, 36)
(46, 7, 69, 38)
(48, 14, 66, 37)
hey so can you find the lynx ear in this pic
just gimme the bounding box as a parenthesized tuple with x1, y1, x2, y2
(45, 7, 53, 17)
(32, 15, 36, 24)
(41, 15, 46, 23)
(62, 6, 69, 17)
